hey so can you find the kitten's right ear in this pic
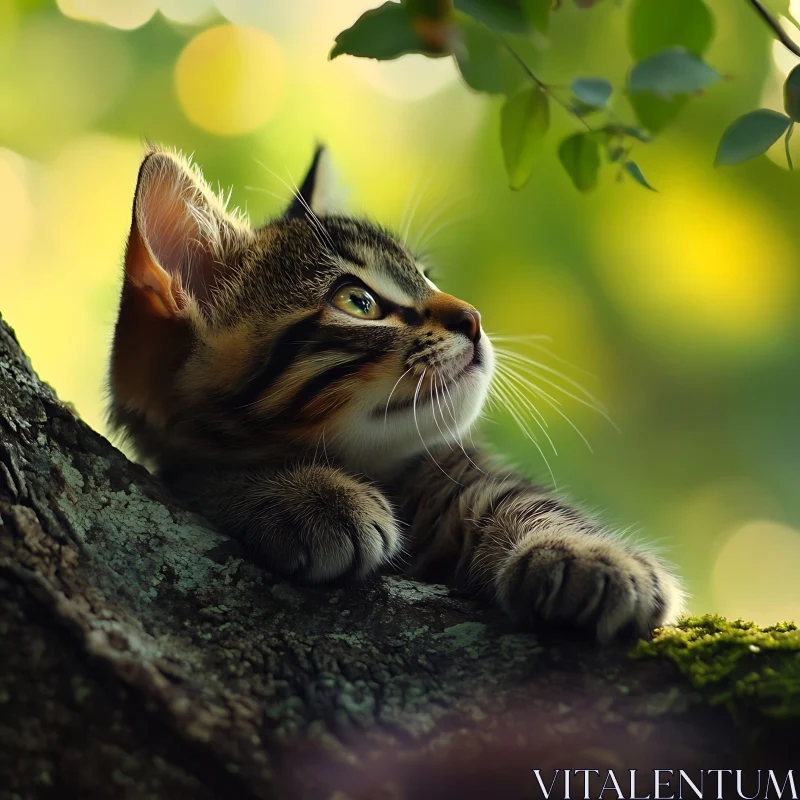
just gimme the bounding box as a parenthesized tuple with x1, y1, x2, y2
(125, 148, 249, 318)
(285, 146, 342, 219)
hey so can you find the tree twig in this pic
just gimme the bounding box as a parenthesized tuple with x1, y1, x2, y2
(500, 39, 595, 133)
(747, 0, 800, 58)
(785, 124, 794, 170)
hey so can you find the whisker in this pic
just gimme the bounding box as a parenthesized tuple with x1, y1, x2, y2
(384, 366, 415, 426)
(413, 369, 461, 486)
(439, 374, 485, 474)
(494, 364, 550, 430)
(244, 185, 290, 205)
(414, 204, 474, 256)
(493, 347, 607, 411)
(494, 349, 616, 429)
(431, 374, 455, 450)
(485, 332, 552, 342)
(493, 369, 557, 456)
(398, 175, 422, 246)
(490, 379, 557, 488)
(402, 173, 434, 248)
(282, 166, 339, 251)
(489, 335, 596, 378)
(253, 159, 338, 254)
(501, 365, 595, 453)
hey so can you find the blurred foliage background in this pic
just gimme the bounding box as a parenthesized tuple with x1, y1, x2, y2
(1, 0, 799, 624)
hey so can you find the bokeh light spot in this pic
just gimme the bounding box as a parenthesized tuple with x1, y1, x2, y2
(0, 18, 131, 144)
(58, 0, 158, 29)
(771, 35, 798, 78)
(175, 25, 284, 136)
(346, 53, 460, 101)
(0, 135, 143, 435)
(595, 168, 796, 355)
(158, 0, 215, 25)
(0, 150, 34, 267)
(712, 520, 800, 624)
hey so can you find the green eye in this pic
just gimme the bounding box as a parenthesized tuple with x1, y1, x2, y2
(331, 284, 382, 320)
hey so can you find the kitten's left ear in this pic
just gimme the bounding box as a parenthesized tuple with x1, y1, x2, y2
(125, 148, 250, 317)
(285, 146, 343, 219)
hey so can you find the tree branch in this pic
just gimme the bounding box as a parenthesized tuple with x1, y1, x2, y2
(748, 0, 800, 58)
(0, 309, 795, 799)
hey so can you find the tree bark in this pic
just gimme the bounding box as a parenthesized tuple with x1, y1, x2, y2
(0, 312, 794, 800)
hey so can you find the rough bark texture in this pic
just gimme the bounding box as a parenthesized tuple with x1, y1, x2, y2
(0, 312, 795, 800)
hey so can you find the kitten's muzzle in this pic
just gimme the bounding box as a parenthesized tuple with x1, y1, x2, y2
(442, 307, 481, 344)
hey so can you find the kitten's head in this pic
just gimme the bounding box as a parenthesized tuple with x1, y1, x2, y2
(109, 146, 494, 478)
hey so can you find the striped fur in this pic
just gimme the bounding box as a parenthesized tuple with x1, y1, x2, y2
(108, 146, 684, 642)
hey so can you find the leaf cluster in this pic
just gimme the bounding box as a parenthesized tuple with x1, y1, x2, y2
(331, 0, 798, 191)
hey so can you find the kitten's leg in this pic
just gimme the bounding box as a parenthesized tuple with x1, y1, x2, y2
(169, 463, 401, 583)
(396, 449, 684, 642)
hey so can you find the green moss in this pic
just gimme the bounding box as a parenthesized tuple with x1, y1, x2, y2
(632, 614, 800, 721)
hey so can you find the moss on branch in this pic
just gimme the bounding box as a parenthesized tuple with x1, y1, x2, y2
(634, 615, 800, 722)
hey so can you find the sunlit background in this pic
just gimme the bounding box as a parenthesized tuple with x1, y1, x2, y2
(1, 0, 799, 624)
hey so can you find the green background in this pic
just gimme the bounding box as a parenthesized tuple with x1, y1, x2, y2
(1, 0, 798, 623)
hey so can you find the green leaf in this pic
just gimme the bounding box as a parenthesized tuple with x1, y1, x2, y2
(715, 109, 792, 166)
(629, 0, 714, 61)
(405, 0, 452, 17)
(607, 145, 625, 163)
(630, 92, 689, 134)
(498, 35, 540, 95)
(571, 77, 612, 109)
(500, 87, 550, 189)
(629, 47, 719, 99)
(784, 64, 800, 122)
(624, 161, 656, 191)
(602, 124, 652, 143)
(453, 17, 533, 94)
(558, 133, 600, 192)
(454, 16, 506, 93)
(522, 0, 550, 33)
(330, 2, 432, 60)
(618, 125, 652, 143)
(627, 0, 714, 134)
(455, 0, 530, 34)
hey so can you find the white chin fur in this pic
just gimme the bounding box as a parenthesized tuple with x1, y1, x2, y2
(330, 340, 495, 481)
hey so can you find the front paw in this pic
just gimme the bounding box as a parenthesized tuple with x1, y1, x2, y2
(261, 469, 402, 584)
(495, 533, 683, 643)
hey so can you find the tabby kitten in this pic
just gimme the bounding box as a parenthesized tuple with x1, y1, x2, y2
(109, 145, 684, 642)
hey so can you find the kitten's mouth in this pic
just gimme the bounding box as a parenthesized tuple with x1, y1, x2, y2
(375, 346, 482, 418)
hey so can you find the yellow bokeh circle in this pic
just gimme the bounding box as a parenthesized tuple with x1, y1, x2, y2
(594, 165, 796, 354)
(712, 520, 800, 625)
(175, 25, 284, 136)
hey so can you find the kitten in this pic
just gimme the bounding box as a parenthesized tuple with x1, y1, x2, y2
(108, 145, 684, 642)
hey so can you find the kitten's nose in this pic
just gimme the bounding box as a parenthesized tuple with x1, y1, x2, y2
(425, 292, 483, 344)
(443, 307, 481, 344)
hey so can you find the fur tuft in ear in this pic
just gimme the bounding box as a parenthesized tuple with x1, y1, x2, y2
(125, 147, 250, 316)
(285, 146, 344, 219)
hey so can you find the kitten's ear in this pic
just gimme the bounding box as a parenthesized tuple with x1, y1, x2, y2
(285, 146, 343, 219)
(125, 149, 249, 317)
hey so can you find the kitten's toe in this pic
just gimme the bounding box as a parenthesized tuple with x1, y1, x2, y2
(496, 536, 683, 643)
